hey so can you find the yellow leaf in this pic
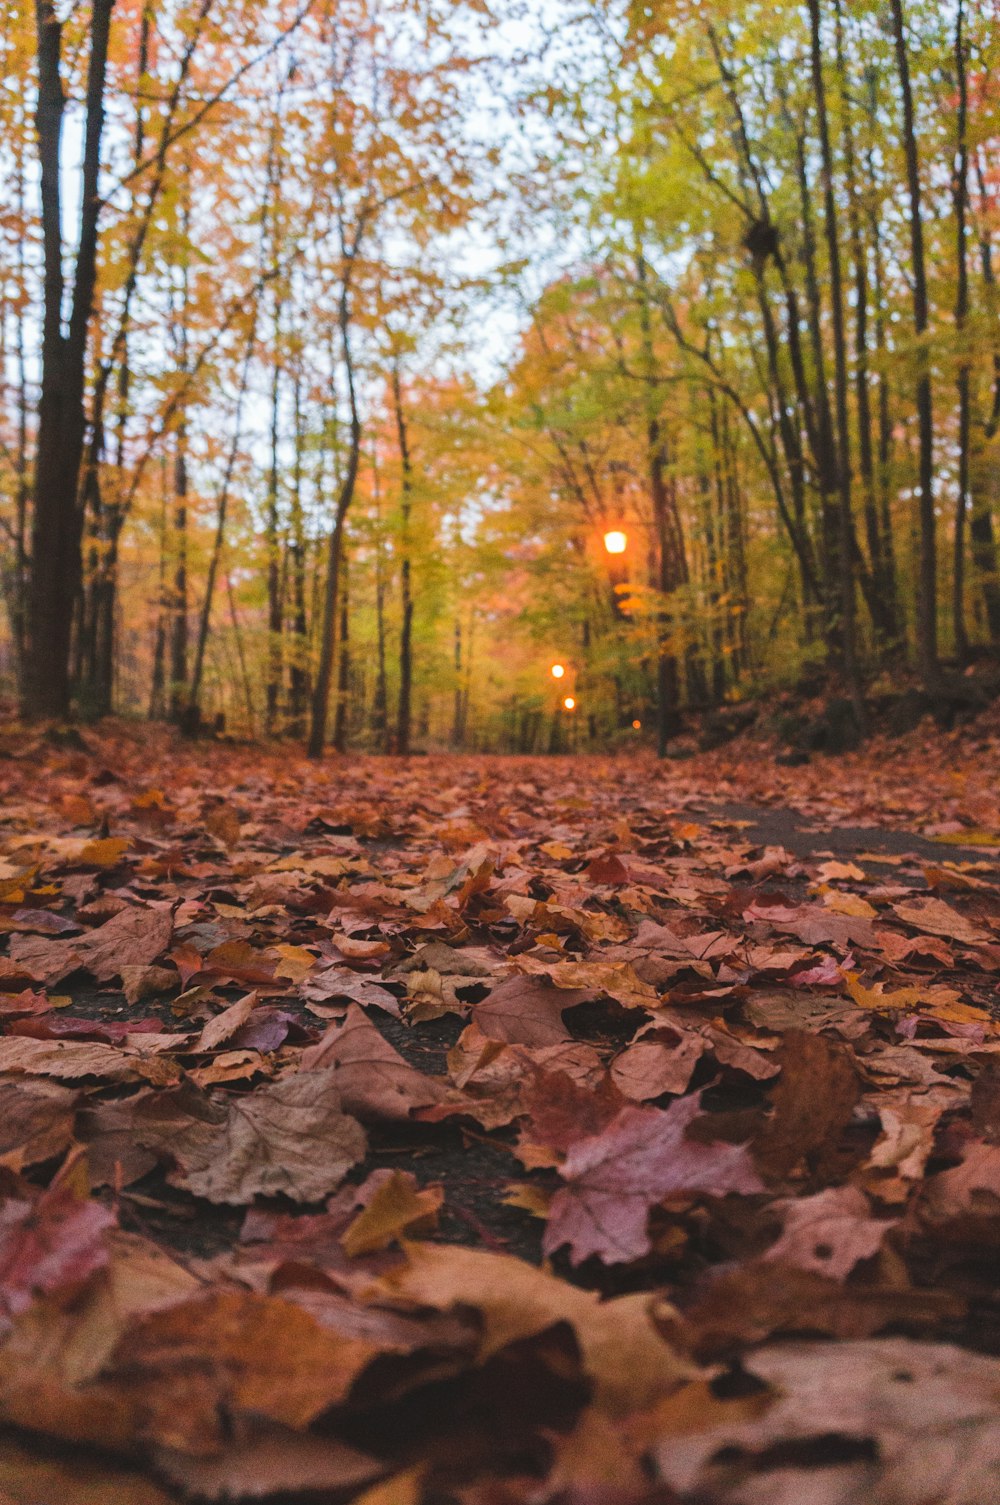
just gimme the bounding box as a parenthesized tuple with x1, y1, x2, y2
(77, 838, 132, 868)
(824, 891, 877, 919)
(502, 1182, 551, 1218)
(352, 1467, 424, 1505)
(847, 974, 991, 1026)
(341, 1173, 443, 1257)
(272, 944, 317, 982)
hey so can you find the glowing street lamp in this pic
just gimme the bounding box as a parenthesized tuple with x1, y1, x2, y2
(562, 695, 576, 711)
(603, 529, 627, 556)
(550, 662, 566, 680)
(632, 719, 642, 730)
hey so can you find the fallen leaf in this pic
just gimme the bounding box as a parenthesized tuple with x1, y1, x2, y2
(300, 1005, 445, 1120)
(763, 1186, 894, 1280)
(475, 974, 596, 1046)
(753, 1030, 859, 1183)
(378, 1243, 696, 1415)
(167, 1071, 367, 1203)
(891, 896, 990, 946)
(544, 1094, 764, 1265)
(341, 1171, 443, 1256)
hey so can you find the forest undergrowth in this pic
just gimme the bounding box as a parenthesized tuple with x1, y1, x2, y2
(0, 718, 999, 1501)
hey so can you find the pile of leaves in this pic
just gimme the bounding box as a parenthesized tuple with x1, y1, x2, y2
(1, 722, 1000, 1504)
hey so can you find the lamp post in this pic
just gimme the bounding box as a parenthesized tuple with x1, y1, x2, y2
(550, 662, 566, 680)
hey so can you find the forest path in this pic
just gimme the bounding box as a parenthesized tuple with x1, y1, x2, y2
(1, 727, 1000, 1502)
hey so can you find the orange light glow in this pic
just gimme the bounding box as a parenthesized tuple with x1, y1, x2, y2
(562, 696, 576, 711)
(603, 529, 627, 555)
(632, 719, 642, 730)
(550, 662, 566, 679)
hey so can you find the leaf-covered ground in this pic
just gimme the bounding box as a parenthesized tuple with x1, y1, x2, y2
(1, 721, 1000, 1503)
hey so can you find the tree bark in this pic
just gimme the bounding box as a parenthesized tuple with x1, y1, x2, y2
(307, 265, 362, 760)
(808, 0, 866, 732)
(333, 563, 350, 754)
(392, 361, 415, 757)
(952, 0, 971, 659)
(890, 0, 938, 687)
(970, 152, 1000, 641)
(25, 0, 116, 719)
(834, 0, 898, 645)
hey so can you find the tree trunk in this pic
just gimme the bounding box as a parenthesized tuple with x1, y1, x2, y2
(288, 362, 309, 737)
(187, 322, 256, 729)
(834, 0, 897, 646)
(970, 152, 1000, 641)
(25, 0, 116, 719)
(333, 564, 350, 754)
(265, 334, 284, 734)
(168, 427, 189, 722)
(392, 362, 415, 757)
(307, 272, 362, 761)
(372, 458, 389, 746)
(808, 0, 866, 731)
(890, 0, 937, 687)
(952, 0, 971, 659)
(452, 618, 463, 747)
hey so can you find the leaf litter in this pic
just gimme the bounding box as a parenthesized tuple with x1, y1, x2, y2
(0, 723, 999, 1500)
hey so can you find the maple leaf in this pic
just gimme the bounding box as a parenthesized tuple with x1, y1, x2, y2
(0, 1079, 77, 1172)
(100, 1289, 387, 1450)
(165, 1071, 367, 1203)
(341, 1169, 443, 1255)
(8, 904, 174, 986)
(743, 895, 875, 949)
(475, 974, 596, 1045)
(378, 1242, 696, 1415)
(0, 1176, 115, 1331)
(300, 966, 402, 1017)
(891, 896, 990, 946)
(543, 1095, 764, 1265)
(763, 1187, 895, 1280)
(651, 1338, 1000, 1502)
(192, 991, 258, 1052)
(516, 956, 660, 1010)
(610, 1037, 706, 1100)
(921, 1140, 1000, 1219)
(300, 1005, 445, 1120)
(0, 1035, 180, 1085)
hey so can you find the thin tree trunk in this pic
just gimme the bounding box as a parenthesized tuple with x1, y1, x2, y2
(970, 152, 1000, 640)
(834, 0, 897, 646)
(219, 573, 252, 732)
(9, 119, 31, 690)
(392, 361, 414, 757)
(890, 0, 938, 687)
(808, 0, 866, 731)
(308, 261, 362, 761)
(371, 446, 389, 745)
(168, 424, 189, 721)
(952, 0, 971, 659)
(452, 618, 463, 746)
(149, 457, 169, 719)
(265, 330, 284, 733)
(186, 319, 257, 727)
(333, 563, 350, 754)
(288, 358, 309, 736)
